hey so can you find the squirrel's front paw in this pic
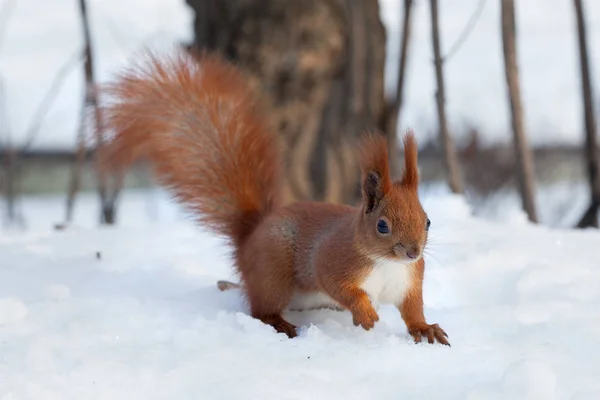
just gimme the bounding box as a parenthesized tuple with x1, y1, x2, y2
(408, 323, 450, 346)
(351, 303, 380, 330)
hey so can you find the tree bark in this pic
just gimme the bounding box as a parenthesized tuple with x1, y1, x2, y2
(573, 0, 599, 228)
(383, 0, 413, 179)
(500, 0, 538, 223)
(186, 0, 386, 205)
(429, 0, 464, 194)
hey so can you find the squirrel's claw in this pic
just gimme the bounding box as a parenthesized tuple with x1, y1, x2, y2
(409, 323, 450, 346)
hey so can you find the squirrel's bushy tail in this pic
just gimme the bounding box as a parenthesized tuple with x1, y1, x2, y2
(100, 49, 282, 248)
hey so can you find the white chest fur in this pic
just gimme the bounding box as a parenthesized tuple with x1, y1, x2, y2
(286, 259, 414, 311)
(360, 259, 413, 306)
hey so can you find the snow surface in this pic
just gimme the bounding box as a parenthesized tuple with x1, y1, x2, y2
(1, 189, 600, 399)
(1, 0, 599, 150)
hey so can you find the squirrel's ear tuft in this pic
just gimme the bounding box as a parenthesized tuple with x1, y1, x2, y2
(363, 171, 384, 213)
(358, 132, 392, 213)
(400, 130, 419, 188)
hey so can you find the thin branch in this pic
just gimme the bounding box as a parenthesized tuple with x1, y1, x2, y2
(0, 0, 16, 147)
(65, 88, 90, 223)
(384, 0, 413, 177)
(78, 0, 122, 225)
(0, 73, 12, 223)
(0, 74, 23, 227)
(430, 0, 464, 194)
(443, 0, 487, 62)
(0, 73, 9, 148)
(20, 49, 84, 152)
(78, 0, 106, 202)
(0, 49, 82, 227)
(100, 12, 134, 54)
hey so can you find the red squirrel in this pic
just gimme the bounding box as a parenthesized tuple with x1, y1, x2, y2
(100, 49, 449, 345)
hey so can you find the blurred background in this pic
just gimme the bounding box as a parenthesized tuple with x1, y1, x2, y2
(0, 0, 599, 231)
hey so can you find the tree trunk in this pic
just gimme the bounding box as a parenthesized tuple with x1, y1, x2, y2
(500, 0, 538, 223)
(186, 0, 386, 205)
(185, 0, 232, 52)
(573, 0, 599, 228)
(429, 0, 464, 194)
(65, 105, 88, 223)
(383, 0, 413, 179)
(77, 0, 122, 224)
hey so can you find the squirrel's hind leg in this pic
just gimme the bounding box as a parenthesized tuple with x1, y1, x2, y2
(245, 271, 298, 338)
(253, 313, 298, 338)
(237, 218, 299, 338)
(216, 279, 297, 337)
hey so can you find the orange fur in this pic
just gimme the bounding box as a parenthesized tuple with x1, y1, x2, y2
(100, 49, 281, 248)
(358, 133, 392, 195)
(401, 130, 419, 187)
(100, 49, 449, 345)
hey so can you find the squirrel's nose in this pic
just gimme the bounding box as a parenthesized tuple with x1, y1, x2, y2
(393, 243, 421, 259)
(406, 246, 420, 259)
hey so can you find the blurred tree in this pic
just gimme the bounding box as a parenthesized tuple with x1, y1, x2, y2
(573, 0, 599, 228)
(75, 0, 122, 224)
(186, 0, 387, 205)
(382, 0, 413, 178)
(500, 0, 538, 223)
(429, 0, 464, 194)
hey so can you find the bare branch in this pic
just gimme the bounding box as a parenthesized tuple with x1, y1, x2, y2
(100, 12, 134, 54)
(0, 73, 20, 227)
(573, 0, 599, 228)
(65, 87, 90, 223)
(0, 73, 9, 148)
(20, 49, 84, 152)
(1, 48, 82, 227)
(429, 0, 464, 194)
(77, 0, 122, 224)
(384, 0, 413, 178)
(443, 0, 487, 62)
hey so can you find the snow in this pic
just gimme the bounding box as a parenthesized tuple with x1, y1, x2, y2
(0, 297, 28, 326)
(1, 0, 599, 150)
(464, 180, 591, 228)
(1, 189, 600, 399)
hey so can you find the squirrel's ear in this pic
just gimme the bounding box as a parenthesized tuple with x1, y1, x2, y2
(358, 132, 392, 213)
(363, 171, 385, 213)
(400, 130, 419, 188)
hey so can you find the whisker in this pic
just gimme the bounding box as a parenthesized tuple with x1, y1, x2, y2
(423, 250, 444, 267)
(426, 236, 473, 250)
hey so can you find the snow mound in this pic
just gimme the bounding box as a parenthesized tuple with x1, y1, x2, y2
(45, 284, 72, 301)
(0, 297, 28, 326)
(468, 360, 557, 400)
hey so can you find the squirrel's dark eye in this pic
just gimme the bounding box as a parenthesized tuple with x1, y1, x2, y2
(377, 219, 390, 234)
(426, 218, 431, 231)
